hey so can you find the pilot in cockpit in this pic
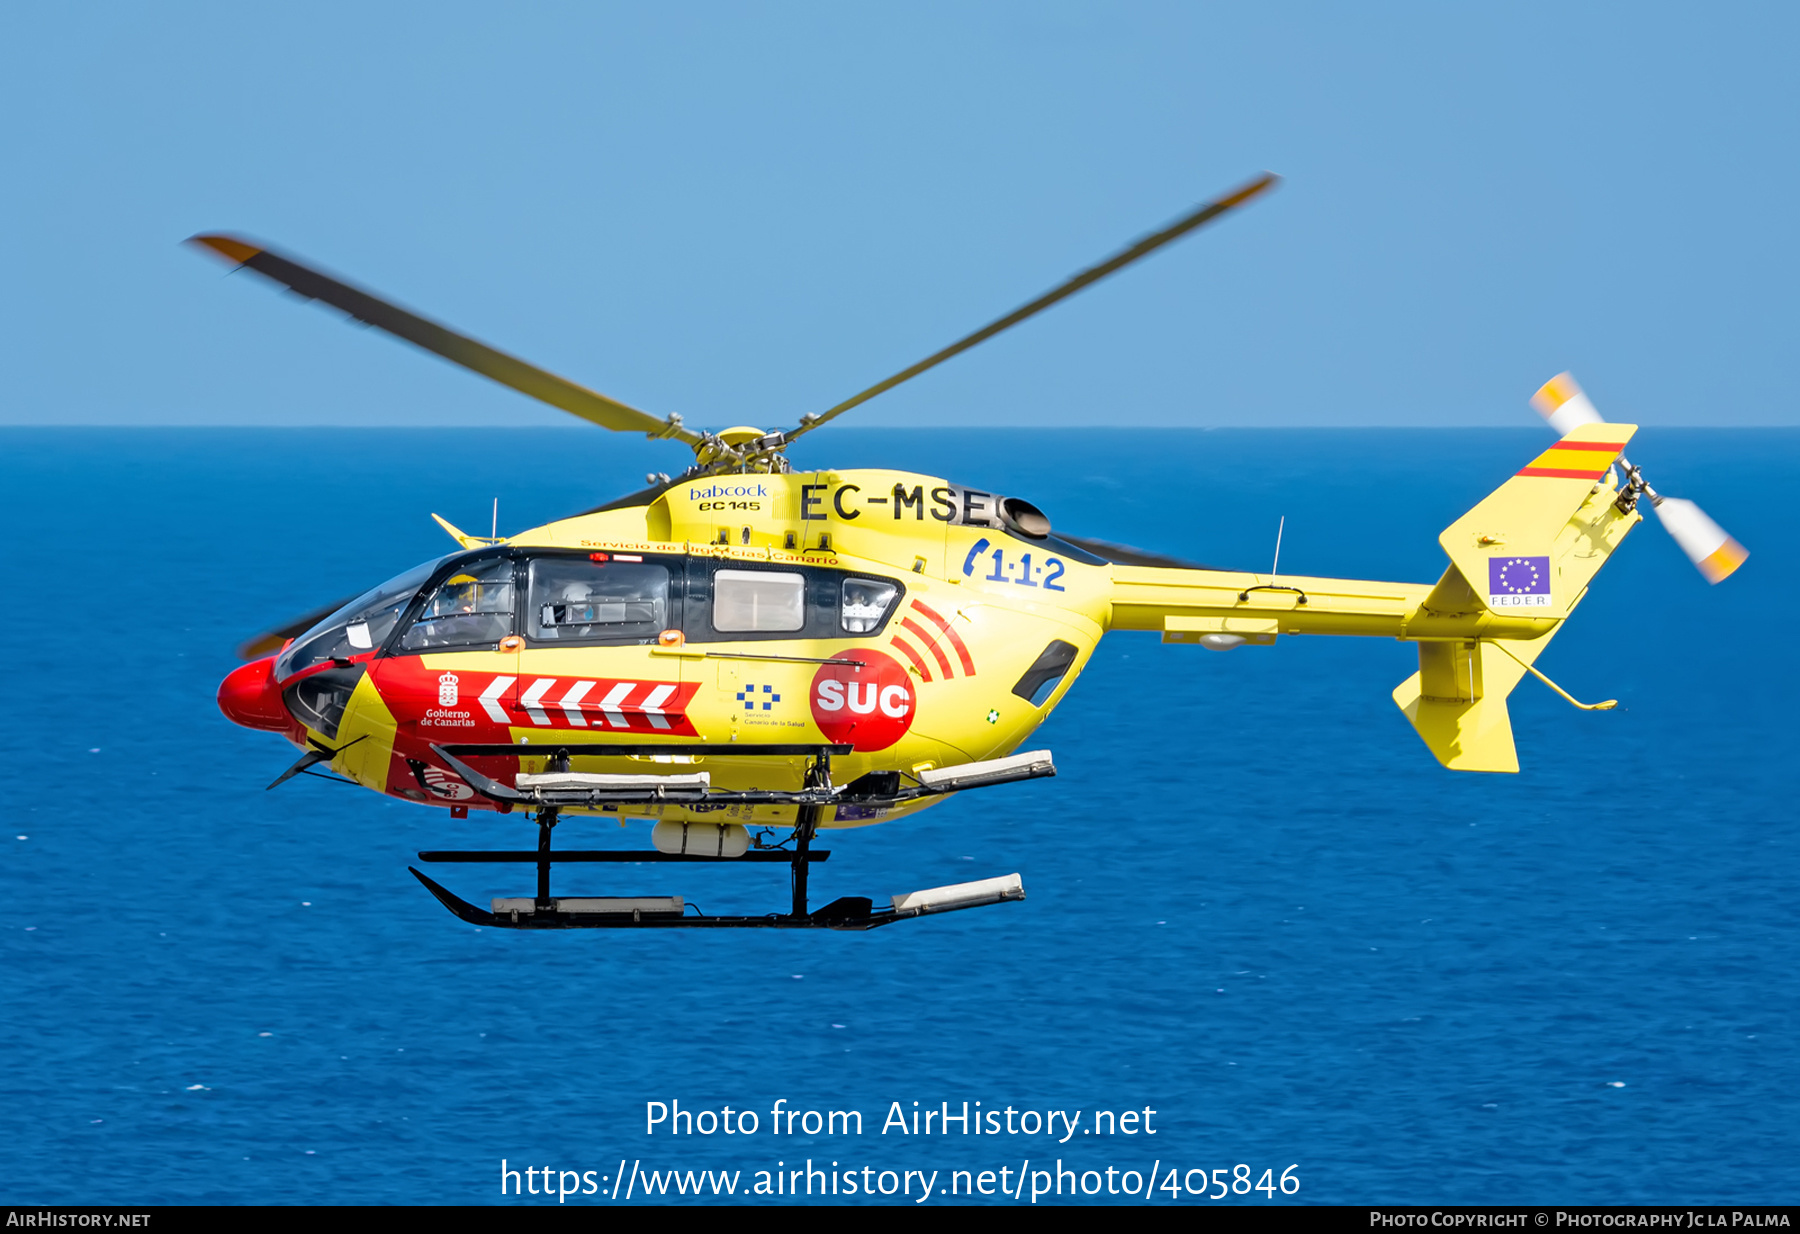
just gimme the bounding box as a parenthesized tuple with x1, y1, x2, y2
(419, 571, 511, 646)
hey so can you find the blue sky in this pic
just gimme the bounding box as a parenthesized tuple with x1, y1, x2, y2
(2, 2, 1795, 427)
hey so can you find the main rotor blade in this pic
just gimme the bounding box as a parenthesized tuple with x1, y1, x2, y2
(188, 235, 698, 445)
(783, 173, 1279, 442)
(1051, 532, 1215, 571)
(237, 595, 357, 661)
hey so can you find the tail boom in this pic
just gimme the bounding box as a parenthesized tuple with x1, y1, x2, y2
(1109, 569, 1557, 642)
(1107, 425, 1644, 773)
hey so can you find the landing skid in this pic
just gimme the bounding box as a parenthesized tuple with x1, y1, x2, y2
(408, 867, 1020, 931)
(409, 743, 1034, 931)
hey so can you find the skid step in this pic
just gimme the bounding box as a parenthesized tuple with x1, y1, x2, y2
(493, 895, 684, 922)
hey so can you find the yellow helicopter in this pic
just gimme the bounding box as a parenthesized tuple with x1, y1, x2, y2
(197, 173, 1747, 931)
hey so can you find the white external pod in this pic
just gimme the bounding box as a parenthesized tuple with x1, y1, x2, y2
(916, 751, 1054, 792)
(652, 820, 750, 858)
(891, 873, 1025, 915)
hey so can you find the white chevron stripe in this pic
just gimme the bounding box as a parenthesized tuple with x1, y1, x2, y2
(559, 680, 596, 727)
(598, 681, 635, 729)
(641, 683, 675, 730)
(478, 676, 514, 724)
(520, 678, 556, 726)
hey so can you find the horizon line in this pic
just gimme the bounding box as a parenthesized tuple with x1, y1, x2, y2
(4, 421, 1795, 431)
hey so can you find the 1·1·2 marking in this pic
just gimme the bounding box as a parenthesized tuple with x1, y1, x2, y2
(961, 538, 1065, 591)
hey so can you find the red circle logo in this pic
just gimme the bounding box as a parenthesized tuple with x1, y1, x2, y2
(810, 649, 916, 751)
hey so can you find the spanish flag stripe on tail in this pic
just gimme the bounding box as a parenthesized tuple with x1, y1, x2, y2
(1515, 438, 1625, 482)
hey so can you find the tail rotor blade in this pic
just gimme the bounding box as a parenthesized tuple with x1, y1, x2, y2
(1530, 372, 1607, 434)
(1652, 497, 1749, 584)
(1528, 372, 1749, 585)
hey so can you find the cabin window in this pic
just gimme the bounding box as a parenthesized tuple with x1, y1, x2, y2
(527, 558, 669, 642)
(399, 557, 517, 651)
(1012, 639, 1079, 706)
(276, 555, 449, 678)
(712, 569, 805, 632)
(841, 578, 898, 633)
(282, 664, 364, 739)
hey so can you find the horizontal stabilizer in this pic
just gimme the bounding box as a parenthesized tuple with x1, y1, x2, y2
(430, 513, 500, 550)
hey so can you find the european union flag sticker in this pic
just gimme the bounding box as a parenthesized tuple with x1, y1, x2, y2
(1487, 556, 1552, 608)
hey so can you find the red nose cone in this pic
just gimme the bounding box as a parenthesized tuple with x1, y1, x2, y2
(218, 657, 292, 731)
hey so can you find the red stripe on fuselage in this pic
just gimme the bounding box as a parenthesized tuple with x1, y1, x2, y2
(888, 634, 934, 682)
(909, 600, 976, 676)
(899, 616, 955, 677)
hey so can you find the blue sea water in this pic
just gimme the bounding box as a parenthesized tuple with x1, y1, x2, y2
(0, 426, 1793, 1206)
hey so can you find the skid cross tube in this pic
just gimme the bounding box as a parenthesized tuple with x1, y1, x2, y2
(791, 808, 820, 919)
(788, 749, 833, 919)
(535, 807, 556, 906)
(532, 748, 571, 909)
(408, 745, 1037, 930)
(422, 746, 848, 925)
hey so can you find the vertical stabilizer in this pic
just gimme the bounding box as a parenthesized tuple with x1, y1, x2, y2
(1391, 634, 1555, 773)
(1394, 425, 1643, 772)
(1435, 422, 1636, 619)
